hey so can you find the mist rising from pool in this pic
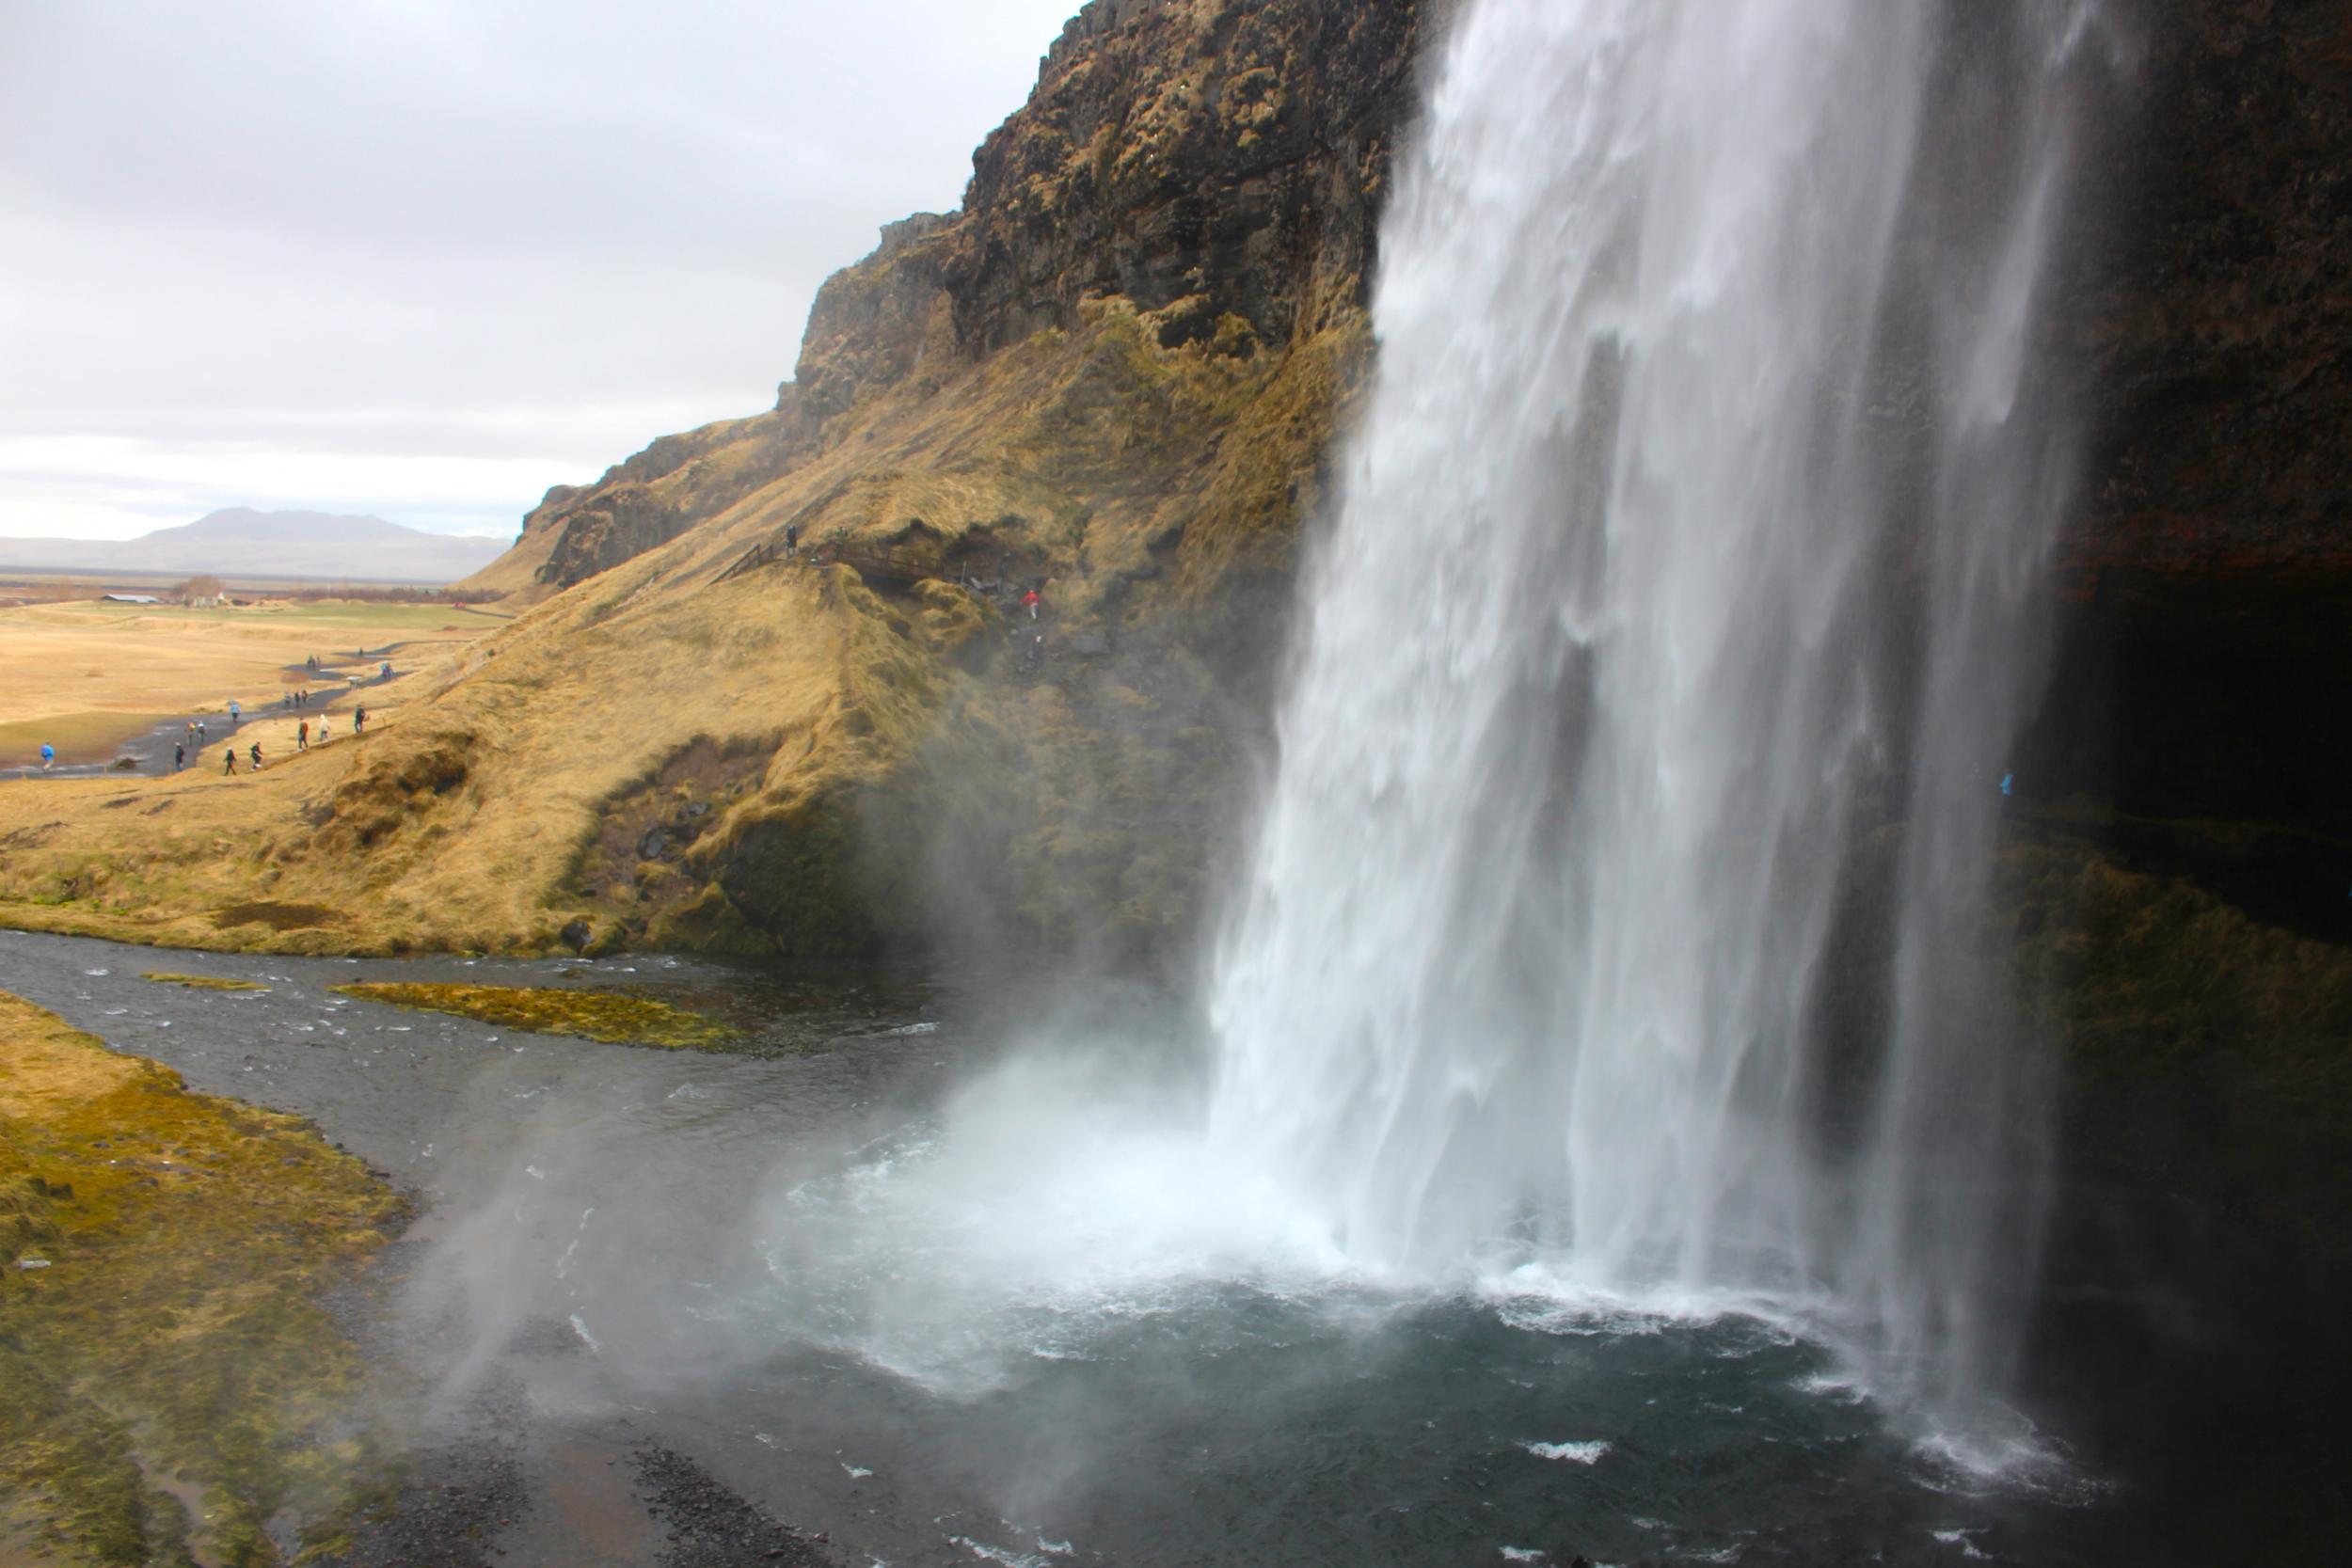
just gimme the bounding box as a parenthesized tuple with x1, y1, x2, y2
(700, 12, 2128, 1534)
(1205, 0, 2106, 1429)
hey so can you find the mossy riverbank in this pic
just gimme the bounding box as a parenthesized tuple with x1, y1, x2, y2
(0, 990, 405, 1565)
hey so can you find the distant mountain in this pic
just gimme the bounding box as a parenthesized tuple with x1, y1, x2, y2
(0, 508, 508, 584)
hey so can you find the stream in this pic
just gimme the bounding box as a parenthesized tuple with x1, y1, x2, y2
(0, 928, 2216, 1567)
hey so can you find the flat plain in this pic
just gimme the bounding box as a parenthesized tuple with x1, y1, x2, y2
(0, 598, 504, 766)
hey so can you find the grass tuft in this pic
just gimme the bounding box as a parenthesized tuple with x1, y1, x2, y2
(327, 981, 743, 1052)
(140, 972, 270, 992)
(210, 902, 343, 932)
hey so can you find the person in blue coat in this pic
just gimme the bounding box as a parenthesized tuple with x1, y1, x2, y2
(39, 742, 55, 770)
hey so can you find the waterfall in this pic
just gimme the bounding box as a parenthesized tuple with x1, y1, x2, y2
(1208, 0, 2103, 1416)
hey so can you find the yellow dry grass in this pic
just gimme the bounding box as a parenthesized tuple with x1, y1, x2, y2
(140, 972, 271, 992)
(0, 293, 1369, 958)
(0, 711, 170, 768)
(0, 598, 494, 767)
(0, 565, 858, 954)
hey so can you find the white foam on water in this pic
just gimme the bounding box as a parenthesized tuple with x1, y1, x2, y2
(1931, 1529, 1991, 1560)
(948, 1537, 1045, 1568)
(1501, 1551, 1545, 1563)
(1914, 1416, 2106, 1498)
(721, 0, 2119, 1521)
(842, 1462, 873, 1479)
(1524, 1440, 1613, 1465)
(1202, 0, 2109, 1432)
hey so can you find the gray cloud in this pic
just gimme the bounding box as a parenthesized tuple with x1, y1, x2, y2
(0, 0, 1079, 538)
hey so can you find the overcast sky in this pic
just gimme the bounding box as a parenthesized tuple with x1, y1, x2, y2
(0, 0, 1079, 540)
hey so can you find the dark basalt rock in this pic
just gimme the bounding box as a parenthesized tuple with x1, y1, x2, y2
(507, 0, 1434, 594)
(2026, 0, 2352, 845)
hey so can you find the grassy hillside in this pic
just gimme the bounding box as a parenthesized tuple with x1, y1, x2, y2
(0, 296, 1372, 958)
(0, 0, 1429, 959)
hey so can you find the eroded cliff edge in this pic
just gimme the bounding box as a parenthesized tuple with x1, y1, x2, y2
(1, 0, 1438, 960)
(5, 0, 2347, 980)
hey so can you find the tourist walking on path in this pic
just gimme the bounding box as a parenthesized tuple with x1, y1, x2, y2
(1023, 586, 1041, 621)
(248, 742, 263, 771)
(39, 743, 54, 770)
(172, 743, 184, 772)
(297, 721, 310, 752)
(316, 716, 331, 742)
(229, 699, 241, 725)
(223, 748, 236, 775)
(354, 705, 368, 735)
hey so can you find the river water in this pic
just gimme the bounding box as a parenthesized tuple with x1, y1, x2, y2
(0, 5, 2247, 1559)
(0, 928, 2215, 1566)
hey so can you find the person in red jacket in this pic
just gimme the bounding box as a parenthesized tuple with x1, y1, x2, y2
(1022, 586, 1041, 621)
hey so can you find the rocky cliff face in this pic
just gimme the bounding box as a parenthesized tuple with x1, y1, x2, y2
(9, 0, 2347, 976)
(20, 0, 1438, 963)
(2022, 0, 2352, 928)
(469, 0, 1429, 608)
(2070, 0, 2352, 580)
(2, 5, 2346, 1525)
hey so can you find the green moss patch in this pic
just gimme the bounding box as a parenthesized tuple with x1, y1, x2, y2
(327, 981, 743, 1052)
(0, 990, 405, 1565)
(140, 972, 271, 992)
(1998, 836, 2352, 1261)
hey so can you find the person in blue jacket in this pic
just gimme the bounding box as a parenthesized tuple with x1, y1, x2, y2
(39, 742, 55, 770)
